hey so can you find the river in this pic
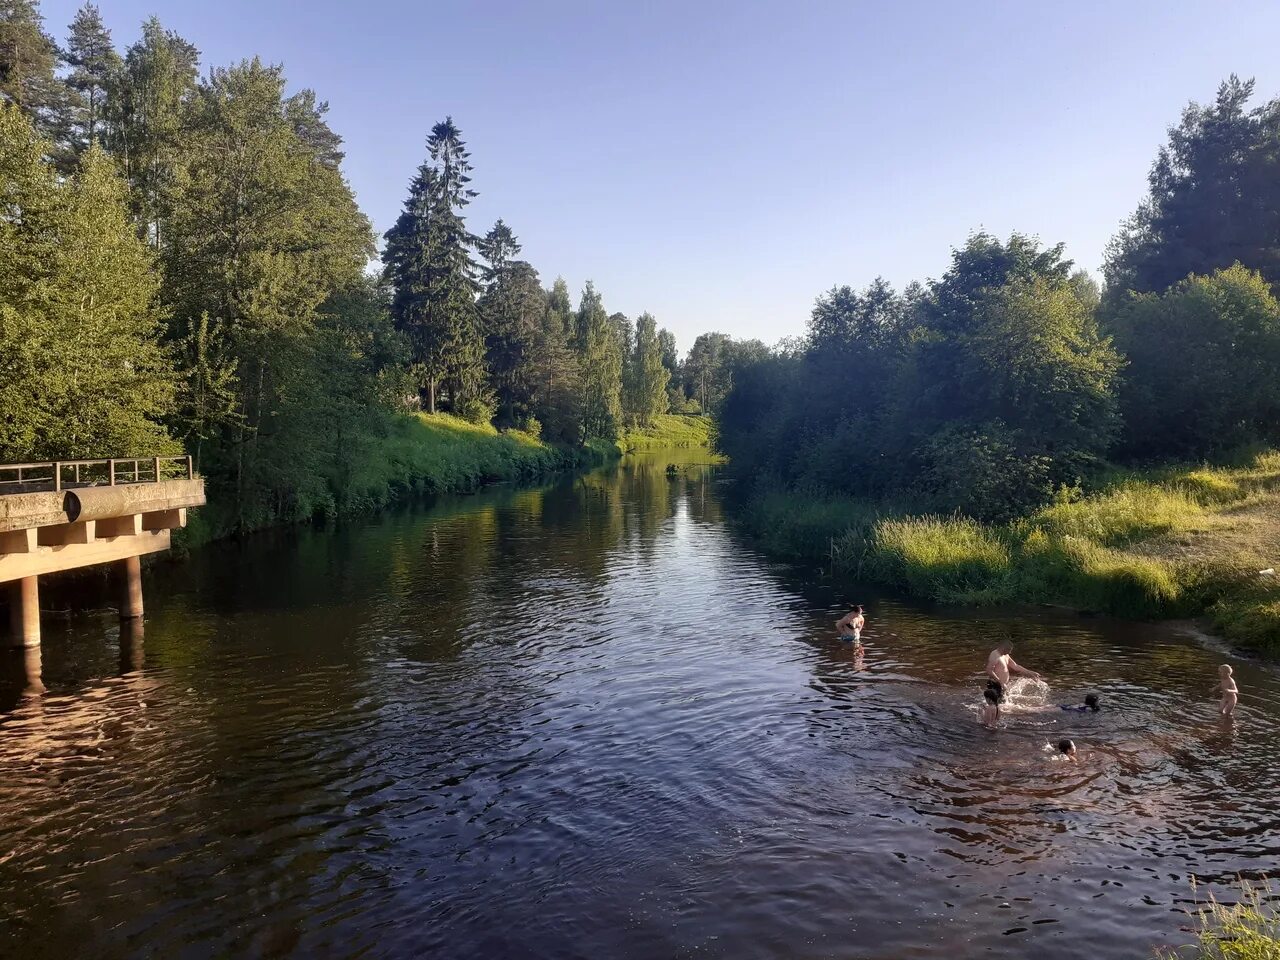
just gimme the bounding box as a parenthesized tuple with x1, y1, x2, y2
(2, 451, 1277, 959)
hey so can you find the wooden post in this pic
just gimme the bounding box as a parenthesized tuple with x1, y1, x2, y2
(152, 456, 161, 483)
(6, 576, 40, 648)
(109, 458, 117, 486)
(52, 461, 61, 492)
(186, 455, 194, 479)
(120, 555, 144, 620)
(120, 616, 144, 673)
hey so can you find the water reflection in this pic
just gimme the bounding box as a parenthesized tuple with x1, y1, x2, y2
(1, 450, 1277, 960)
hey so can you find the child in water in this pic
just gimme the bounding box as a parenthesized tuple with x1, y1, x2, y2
(980, 683, 1002, 727)
(836, 605, 866, 643)
(1056, 738, 1078, 761)
(1214, 664, 1238, 717)
(1060, 694, 1100, 713)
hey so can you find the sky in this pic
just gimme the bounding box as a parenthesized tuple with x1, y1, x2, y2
(40, 0, 1280, 351)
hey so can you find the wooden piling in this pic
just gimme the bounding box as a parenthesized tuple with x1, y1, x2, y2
(6, 576, 40, 648)
(120, 555, 143, 620)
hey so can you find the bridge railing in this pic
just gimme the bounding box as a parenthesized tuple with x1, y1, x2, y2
(0, 456, 195, 495)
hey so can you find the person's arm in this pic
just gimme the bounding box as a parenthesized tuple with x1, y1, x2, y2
(1008, 657, 1042, 680)
(836, 612, 854, 629)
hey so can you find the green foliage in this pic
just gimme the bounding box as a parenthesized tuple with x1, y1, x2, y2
(0, 105, 175, 460)
(478, 220, 545, 426)
(1109, 76, 1280, 295)
(576, 281, 623, 440)
(63, 3, 118, 156)
(737, 449, 1280, 650)
(1156, 881, 1280, 960)
(722, 234, 1120, 519)
(866, 516, 1011, 603)
(382, 116, 486, 415)
(0, 0, 67, 142)
(620, 414, 714, 451)
(624, 311, 670, 427)
(1107, 265, 1280, 458)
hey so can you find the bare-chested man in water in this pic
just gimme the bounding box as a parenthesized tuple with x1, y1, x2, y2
(986, 641, 1043, 686)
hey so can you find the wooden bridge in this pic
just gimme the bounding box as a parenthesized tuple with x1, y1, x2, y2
(1, 457, 205, 648)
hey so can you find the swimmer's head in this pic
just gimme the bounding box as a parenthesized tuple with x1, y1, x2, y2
(983, 686, 1001, 705)
(853, 604, 864, 615)
(997, 641, 1013, 653)
(1219, 664, 1233, 677)
(1084, 694, 1100, 711)
(1057, 738, 1076, 757)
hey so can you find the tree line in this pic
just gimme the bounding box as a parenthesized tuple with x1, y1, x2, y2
(718, 76, 1280, 521)
(0, 1, 720, 533)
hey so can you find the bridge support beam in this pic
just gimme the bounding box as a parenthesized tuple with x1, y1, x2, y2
(6, 575, 40, 648)
(119, 556, 143, 620)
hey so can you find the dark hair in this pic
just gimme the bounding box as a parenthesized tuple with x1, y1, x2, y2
(997, 640, 1013, 653)
(1057, 738, 1075, 754)
(1084, 694, 1099, 711)
(853, 605, 864, 615)
(983, 686, 1001, 705)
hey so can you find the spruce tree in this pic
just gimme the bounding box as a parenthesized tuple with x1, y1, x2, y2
(383, 117, 488, 417)
(478, 220, 544, 425)
(64, 3, 119, 156)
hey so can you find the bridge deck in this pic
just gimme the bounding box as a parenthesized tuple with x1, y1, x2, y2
(1, 457, 205, 648)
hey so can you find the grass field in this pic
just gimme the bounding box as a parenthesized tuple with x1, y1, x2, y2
(741, 450, 1280, 656)
(618, 414, 715, 451)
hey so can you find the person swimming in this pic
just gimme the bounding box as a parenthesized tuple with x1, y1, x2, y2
(1060, 694, 1100, 713)
(1056, 738, 1078, 761)
(836, 605, 866, 643)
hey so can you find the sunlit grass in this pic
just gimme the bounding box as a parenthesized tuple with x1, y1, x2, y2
(619, 414, 715, 451)
(1157, 880, 1280, 959)
(740, 448, 1280, 655)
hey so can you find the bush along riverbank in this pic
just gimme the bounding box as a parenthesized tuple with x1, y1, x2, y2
(182, 413, 620, 547)
(617, 414, 715, 452)
(738, 449, 1280, 656)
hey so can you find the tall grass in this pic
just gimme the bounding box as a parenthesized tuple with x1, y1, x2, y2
(1157, 881, 1280, 959)
(735, 450, 1280, 655)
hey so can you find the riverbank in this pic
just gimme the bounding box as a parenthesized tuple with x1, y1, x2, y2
(617, 414, 714, 452)
(738, 450, 1280, 656)
(182, 413, 618, 547)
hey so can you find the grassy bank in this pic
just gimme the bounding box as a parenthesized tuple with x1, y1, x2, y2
(740, 450, 1280, 656)
(184, 413, 615, 546)
(618, 414, 714, 452)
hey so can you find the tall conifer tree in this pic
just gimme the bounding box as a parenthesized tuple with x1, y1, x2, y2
(64, 3, 119, 156)
(383, 117, 487, 416)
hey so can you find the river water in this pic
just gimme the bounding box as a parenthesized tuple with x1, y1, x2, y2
(2, 451, 1278, 959)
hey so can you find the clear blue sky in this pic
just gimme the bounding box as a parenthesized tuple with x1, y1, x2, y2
(41, 0, 1280, 350)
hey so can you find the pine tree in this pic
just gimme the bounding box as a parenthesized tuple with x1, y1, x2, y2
(576, 281, 623, 439)
(64, 3, 119, 156)
(0, 103, 175, 460)
(383, 117, 488, 417)
(0, 0, 69, 146)
(107, 16, 199, 244)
